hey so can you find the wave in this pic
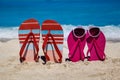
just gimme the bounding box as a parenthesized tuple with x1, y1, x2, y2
(0, 25, 120, 41)
(0, 27, 18, 39)
(63, 24, 120, 41)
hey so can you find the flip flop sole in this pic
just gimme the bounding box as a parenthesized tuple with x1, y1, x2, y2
(86, 31, 106, 61)
(18, 19, 40, 62)
(67, 30, 86, 62)
(42, 20, 63, 62)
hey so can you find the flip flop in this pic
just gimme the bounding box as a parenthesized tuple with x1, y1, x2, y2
(18, 19, 40, 63)
(86, 27, 106, 61)
(42, 20, 63, 63)
(67, 27, 86, 62)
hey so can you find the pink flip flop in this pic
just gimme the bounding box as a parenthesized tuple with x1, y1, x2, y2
(86, 27, 106, 61)
(67, 27, 86, 62)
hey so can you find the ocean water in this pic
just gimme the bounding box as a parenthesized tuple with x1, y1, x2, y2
(0, 0, 120, 41)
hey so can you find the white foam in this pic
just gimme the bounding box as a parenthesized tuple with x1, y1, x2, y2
(62, 24, 120, 41)
(0, 27, 18, 38)
(100, 25, 120, 40)
(0, 25, 120, 41)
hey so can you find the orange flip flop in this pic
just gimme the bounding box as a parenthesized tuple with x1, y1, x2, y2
(18, 19, 40, 63)
(42, 20, 64, 63)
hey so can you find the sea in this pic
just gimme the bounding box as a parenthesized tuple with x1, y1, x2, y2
(0, 0, 120, 41)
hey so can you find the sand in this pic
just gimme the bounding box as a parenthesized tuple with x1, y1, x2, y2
(0, 39, 120, 80)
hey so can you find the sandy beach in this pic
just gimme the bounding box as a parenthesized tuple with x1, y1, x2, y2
(0, 39, 120, 80)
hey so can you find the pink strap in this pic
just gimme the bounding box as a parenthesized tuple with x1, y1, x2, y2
(69, 39, 84, 61)
(87, 39, 105, 60)
(42, 32, 62, 63)
(19, 32, 39, 63)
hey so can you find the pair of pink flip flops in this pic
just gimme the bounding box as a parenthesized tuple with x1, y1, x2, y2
(67, 27, 106, 62)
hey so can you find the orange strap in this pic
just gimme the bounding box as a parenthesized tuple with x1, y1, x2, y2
(42, 32, 62, 63)
(19, 32, 39, 63)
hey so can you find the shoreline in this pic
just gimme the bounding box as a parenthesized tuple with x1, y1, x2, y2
(1, 38, 120, 42)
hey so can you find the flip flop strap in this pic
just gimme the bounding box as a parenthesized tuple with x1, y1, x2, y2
(42, 34, 51, 61)
(32, 33, 39, 61)
(93, 40, 105, 60)
(86, 40, 94, 57)
(19, 32, 39, 62)
(87, 39, 105, 60)
(42, 33, 62, 62)
(69, 39, 84, 60)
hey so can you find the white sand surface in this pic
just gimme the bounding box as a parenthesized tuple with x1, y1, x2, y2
(0, 39, 120, 80)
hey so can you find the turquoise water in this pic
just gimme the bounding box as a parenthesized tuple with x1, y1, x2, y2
(0, 0, 120, 26)
(0, 0, 120, 40)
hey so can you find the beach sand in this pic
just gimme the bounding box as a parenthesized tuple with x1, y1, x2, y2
(0, 39, 120, 80)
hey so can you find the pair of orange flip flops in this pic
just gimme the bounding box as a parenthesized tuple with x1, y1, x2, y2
(19, 19, 64, 63)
